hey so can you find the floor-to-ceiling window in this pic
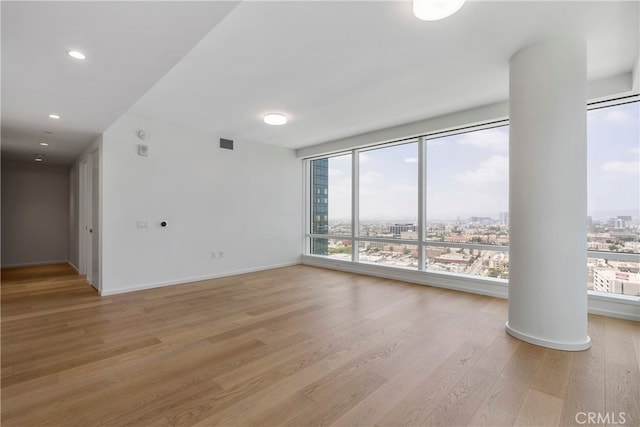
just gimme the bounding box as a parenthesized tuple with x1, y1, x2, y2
(359, 141, 419, 268)
(425, 126, 509, 279)
(586, 100, 640, 296)
(309, 154, 352, 259)
(306, 122, 510, 280)
(306, 99, 639, 297)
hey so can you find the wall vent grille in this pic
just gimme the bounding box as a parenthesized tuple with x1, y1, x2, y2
(220, 138, 234, 150)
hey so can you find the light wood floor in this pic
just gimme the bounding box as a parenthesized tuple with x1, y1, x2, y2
(2, 263, 639, 426)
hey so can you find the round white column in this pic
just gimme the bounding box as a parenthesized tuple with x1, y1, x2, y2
(506, 37, 591, 351)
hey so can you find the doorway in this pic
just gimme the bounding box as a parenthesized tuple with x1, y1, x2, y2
(79, 148, 100, 292)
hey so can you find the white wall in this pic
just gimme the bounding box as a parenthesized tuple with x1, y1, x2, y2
(100, 114, 302, 295)
(1, 161, 70, 267)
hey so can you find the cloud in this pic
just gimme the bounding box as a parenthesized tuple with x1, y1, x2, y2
(601, 161, 639, 175)
(404, 157, 418, 163)
(454, 155, 508, 186)
(605, 109, 633, 124)
(388, 182, 418, 194)
(358, 171, 384, 195)
(328, 167, 346, 177)
(427, 139, 446, 147)
(457, 128, 508, 152)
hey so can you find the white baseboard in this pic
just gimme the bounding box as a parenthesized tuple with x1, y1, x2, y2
(505, 321, 592, 351)
(99, 262, 301, 296)
(93, 254, 639, 322)
(302, 255, 509, 299)
(587, 291, 640, 321)
(67, 261, 80, 274)
(1, 259, 69, 269)
(302, 255, 640, 322)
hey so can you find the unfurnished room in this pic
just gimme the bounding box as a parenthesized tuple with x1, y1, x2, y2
(1, 1, 639, 426)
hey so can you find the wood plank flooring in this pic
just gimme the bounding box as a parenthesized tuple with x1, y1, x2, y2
(2, 263, 639, 426)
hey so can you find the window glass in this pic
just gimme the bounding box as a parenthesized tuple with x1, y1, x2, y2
(586, 101, 639, 295)
(310, 154, 352, 255)
(310, 238, 352, 261)
(425, 125, 509, 278)
(588, 258, 639, 296)
(359, 241, 418, 269)
(359, 142, 418, 238)
(425, 246, 508, 279)
(306, 101, 640, 296)
(587, 102, 639, 254)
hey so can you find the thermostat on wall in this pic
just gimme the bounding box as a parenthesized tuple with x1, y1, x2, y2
(138, 144, 149, 157)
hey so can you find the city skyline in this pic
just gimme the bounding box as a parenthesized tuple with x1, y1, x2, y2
(315, 213, 639, 296)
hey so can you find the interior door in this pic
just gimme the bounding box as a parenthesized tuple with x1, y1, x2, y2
(90, 149, 100, 291)
(79, 159, 88, 275)
(85, 153, 94, 288)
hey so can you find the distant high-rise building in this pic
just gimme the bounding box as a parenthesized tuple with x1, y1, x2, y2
(311, 159, 328, 255)
(607, 218, 624, 229)
(390, 223, 415, 237)
(593, 269, 640, 296)
(499, 212, 509, 227)
(617, 215, 632, 228)
(471, 216, 492, 224)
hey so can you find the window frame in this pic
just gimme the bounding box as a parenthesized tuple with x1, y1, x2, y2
(305, 122, 511, 275)
(304, 95, 640, 297)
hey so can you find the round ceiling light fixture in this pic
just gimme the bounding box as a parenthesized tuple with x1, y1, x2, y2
(264, 113, 288, 126)
(67, 50, 86, 60)
(49, 114, 60, 119)
(40, 142, 49, 146)
(413, 0, 466, 21)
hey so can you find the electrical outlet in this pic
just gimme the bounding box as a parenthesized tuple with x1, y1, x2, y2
(138, 144, 149, 157)
(210, 251, 217, 259)
(218, 251, 224, 259)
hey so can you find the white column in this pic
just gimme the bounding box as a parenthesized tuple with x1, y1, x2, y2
(507, 37, 591, 351)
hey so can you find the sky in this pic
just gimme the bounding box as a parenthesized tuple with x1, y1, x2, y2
(586, 101, 639, 219)
(323, 101, 639, 222)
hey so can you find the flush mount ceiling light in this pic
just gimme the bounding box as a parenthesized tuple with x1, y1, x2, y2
(67, 50, 86, 60)
(264, 113, 288, 126)
(413, 0, 466, 21)
(48, 114, 60, 119)
(35, 154, 44, 162)
(40, 142, 49, 146)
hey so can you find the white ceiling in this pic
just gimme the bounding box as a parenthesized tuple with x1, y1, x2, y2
(2, 1, 639, 165)
(1, 0, 239, 164)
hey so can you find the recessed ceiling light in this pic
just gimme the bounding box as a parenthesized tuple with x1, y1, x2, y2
(264, 113, 287, 126)
(40, 142, 49, 146)
(67, 50, 86, 60)
(49, 114, 60, 119)
(35, 154, 44, 162)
